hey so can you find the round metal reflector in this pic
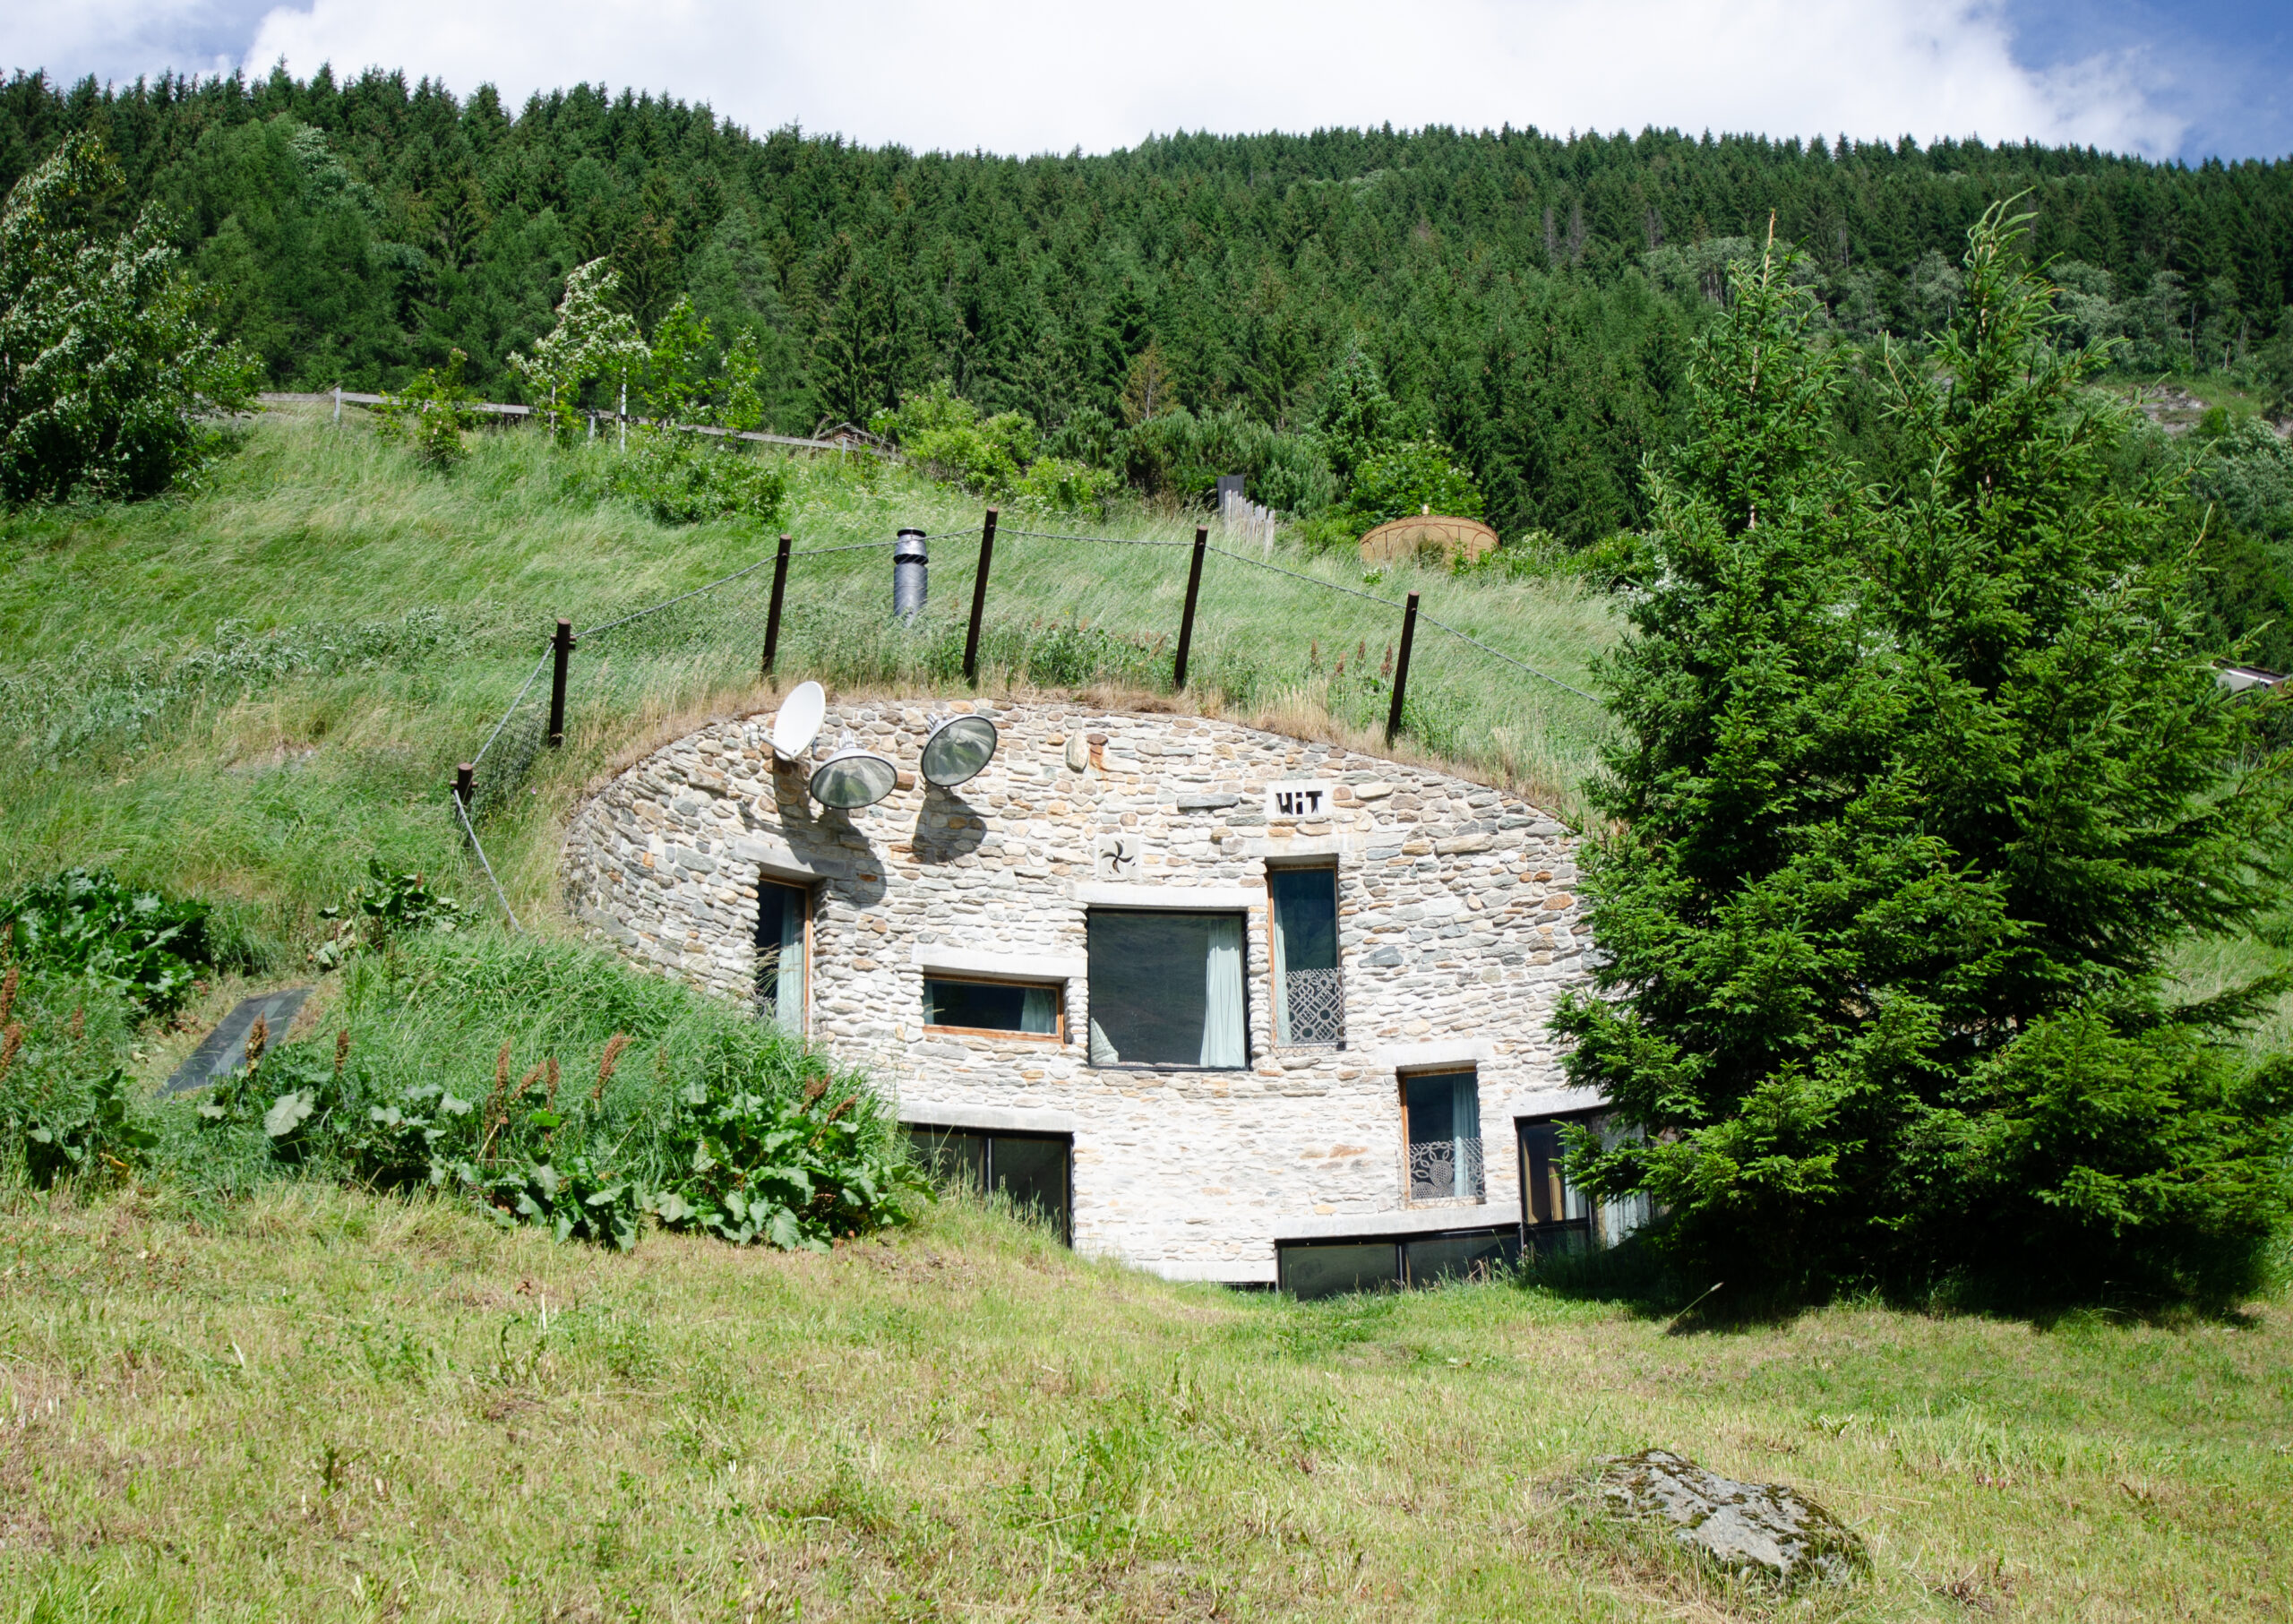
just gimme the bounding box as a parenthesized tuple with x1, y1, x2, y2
(808, 749, 898, 809)
(920, 714, 998, 786)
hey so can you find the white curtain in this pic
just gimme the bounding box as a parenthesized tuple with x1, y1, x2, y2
(1021, 984, 1057, 1035)
(1088, 1017, 1119, 1066)
(1268, 892, 1292, 1044)
(774, 889, 805, 1036)
(1199, 915, 1245, 1068)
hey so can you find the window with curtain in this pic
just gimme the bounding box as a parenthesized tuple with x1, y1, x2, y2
(1404, 1070, 1484, 1201)
(753, 880, 808, 1036)
(922, 976, 1062, 1039)
(1085, 909, 1247, 1069)
(1269, 865, 1342, 1046)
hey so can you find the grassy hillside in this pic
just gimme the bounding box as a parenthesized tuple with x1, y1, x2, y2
(4, 414, 2291, 1620)
(2, 1182, 2289, 1621)
(0, 408, 1617, 968)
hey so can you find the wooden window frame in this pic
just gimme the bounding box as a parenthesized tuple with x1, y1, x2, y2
(920, 972, 1068, 1044)
(755, 876, 814, 1040)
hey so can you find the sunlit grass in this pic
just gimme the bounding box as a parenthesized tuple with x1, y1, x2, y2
(0, 408, 1619, 962)
(0, 1180, 2286, 1621)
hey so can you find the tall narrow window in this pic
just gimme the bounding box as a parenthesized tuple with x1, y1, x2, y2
(754, 880, 808, 1036)
(1517, 1119, 1592, 1231)
(1404, 1070, 1484, 1201)
(1086, 910, 1247, 1069)
(1269, 866, 1343, 1046)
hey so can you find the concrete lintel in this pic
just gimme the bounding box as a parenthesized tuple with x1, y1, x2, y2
(1507, 1086, 1610, 1120)
(1372, 1037, 1496, 1073)
(729, 835, 848, 881)
(1251, 836, 1352, 863)
(1076, 882, 1262, 910)
(897, 1100, 1077, 1134)
(1277, 1205, 1507, 1242)
(907, 945, 1087, 982)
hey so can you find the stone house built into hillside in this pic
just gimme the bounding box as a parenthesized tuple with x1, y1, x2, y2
(563, 699, 1645, 1293)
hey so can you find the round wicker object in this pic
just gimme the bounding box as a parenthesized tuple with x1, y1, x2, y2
(1358, 514, 1499, 567)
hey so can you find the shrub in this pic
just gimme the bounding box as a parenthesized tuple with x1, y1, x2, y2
(373, 348, 479, 470)
(596, 428, 787, 526)
(1, 868, 212, 1017)
(506, 258, 647, 442)
(185, 930, 923, 1251)
(0, 132, 256, 503)
(1345, 439, 1484, 527)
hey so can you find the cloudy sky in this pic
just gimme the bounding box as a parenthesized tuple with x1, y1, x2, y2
(13, 0, 2290, 163)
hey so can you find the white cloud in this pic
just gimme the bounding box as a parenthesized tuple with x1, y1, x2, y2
(29, 0, 2190, 160)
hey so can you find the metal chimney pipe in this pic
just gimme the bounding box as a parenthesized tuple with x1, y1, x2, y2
(893, 527, 928, 623)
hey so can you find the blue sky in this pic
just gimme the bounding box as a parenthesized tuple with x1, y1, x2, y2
(13, 0, 2290, 164)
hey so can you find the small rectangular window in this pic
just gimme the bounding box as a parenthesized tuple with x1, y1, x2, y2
(754, 880, 809, 1036)
(1085, 909, 1248, 1069)
(922, 975, 1063, 1040)
(1269, 866, 1343, 1046)
(1404, 1070, 1484, 1201)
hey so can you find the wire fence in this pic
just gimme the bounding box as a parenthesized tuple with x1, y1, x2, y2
(451, 513, 1611, 929)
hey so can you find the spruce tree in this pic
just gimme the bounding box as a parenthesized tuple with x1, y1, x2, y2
(1556, 211, 2293, 1302)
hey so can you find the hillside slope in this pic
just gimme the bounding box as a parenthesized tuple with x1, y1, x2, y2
(2, 1182, 2288, 1620)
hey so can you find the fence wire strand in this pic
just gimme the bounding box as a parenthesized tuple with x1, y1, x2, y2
(454, 517, 1601, 928)
(1207, 542, 1600, 704)
(452, 792, 523, 932)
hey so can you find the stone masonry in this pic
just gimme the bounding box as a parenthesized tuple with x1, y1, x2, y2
(562, 699, 1598, 1283)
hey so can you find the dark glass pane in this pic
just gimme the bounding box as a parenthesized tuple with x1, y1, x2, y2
(1280, 1242, 1401, 1301)
(1405, 1231, 1517, 1285)
(1406, 1070, 1476, 1145)
(990, 1135, 1069, 1233)
(1087, 911, 1245, 1067)
(1269, 867, 1338, 970)
(1520, 1122, 1562, 1225)
(909, 1127, 986, 1190)
(924, 978, 1055, 1033)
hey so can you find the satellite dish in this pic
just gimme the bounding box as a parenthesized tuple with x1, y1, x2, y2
(771, 681, 826, 762)
(809, 732, 898, 809)
(920, 713, 998, 787)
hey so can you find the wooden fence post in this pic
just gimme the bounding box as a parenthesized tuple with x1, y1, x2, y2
(1173, 526, 1209, 692)
(453, 762, 475, 811)
(761, 533, 793, 676)
(963, 508, 998, 685)
(546, 619, 575, 747)
(1386, 590, 1421, 743)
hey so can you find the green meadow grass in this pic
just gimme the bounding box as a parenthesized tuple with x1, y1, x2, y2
(0, 408, 1618, 964)
(0, 1181, 2288, 1621)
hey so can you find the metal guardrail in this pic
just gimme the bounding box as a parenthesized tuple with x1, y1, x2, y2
(257, 391, 890, 456)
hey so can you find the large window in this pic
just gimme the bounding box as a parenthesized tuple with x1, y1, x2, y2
(754, 880, 809, 1036)
(1269, 866, 1343, 1047)
(1085, 910, 1247, 1069)
(923, 975, 1062, 1040)
(1404, 1070, 1484, 1201)
(1519, 1113, 1653, 1250)
(909, 1127, 1071, 1242)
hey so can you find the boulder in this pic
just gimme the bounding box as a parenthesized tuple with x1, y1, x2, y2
(1597, 1448, 1866, 1587)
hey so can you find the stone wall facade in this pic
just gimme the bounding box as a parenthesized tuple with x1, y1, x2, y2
(561, 698, 1600, 1283)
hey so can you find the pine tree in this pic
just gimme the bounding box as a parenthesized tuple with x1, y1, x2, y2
(1556, 211, 2293, 1303)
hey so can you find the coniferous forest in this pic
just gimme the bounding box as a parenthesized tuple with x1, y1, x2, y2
(5, 63, 2293, 663)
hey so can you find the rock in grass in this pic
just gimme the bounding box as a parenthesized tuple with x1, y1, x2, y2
(1597, 1448, 1867, 1587)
